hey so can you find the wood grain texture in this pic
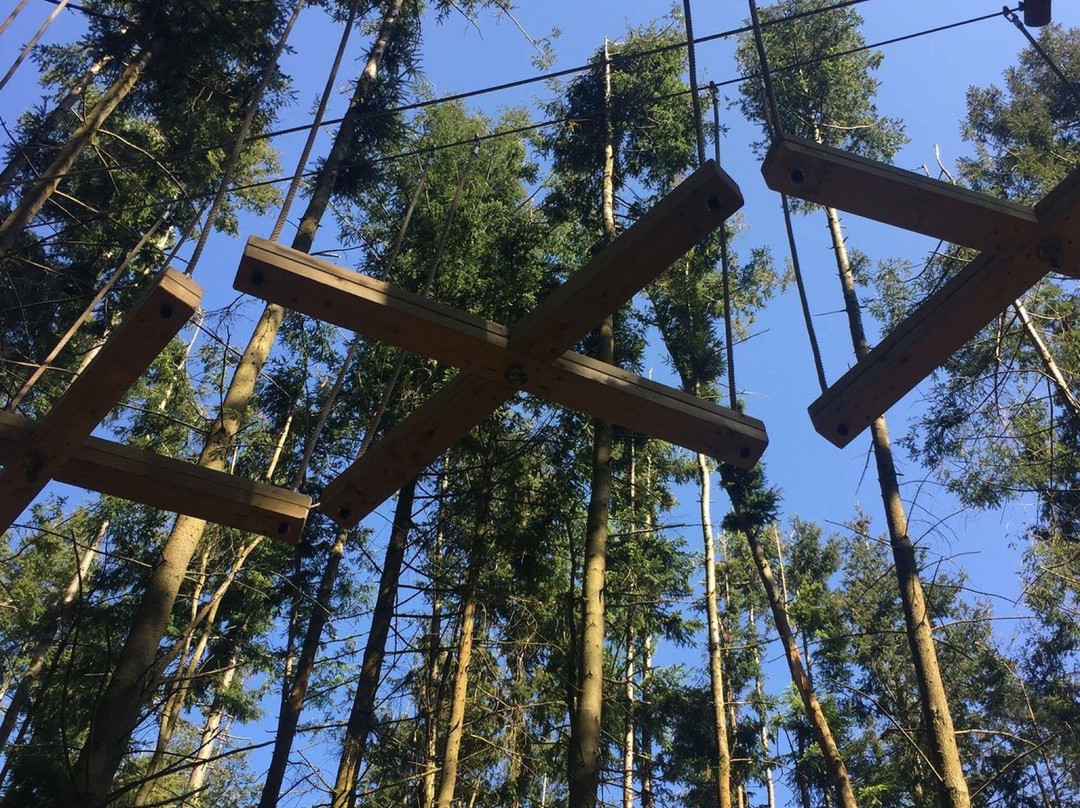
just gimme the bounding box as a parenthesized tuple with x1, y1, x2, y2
(0, 412, 310, 540)
(0, 269, 202, 531)
(238, 238, 767, 467)
(510, 159, 743, 360)
(809, 162, 1080, 447)
(320, 375, 512, 528)
(762, 134, 1040, 254)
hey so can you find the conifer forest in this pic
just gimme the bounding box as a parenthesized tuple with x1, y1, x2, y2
(2, 0, 1080, 806)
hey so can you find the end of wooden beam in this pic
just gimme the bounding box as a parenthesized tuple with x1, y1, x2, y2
(762, 134, 1040, 254)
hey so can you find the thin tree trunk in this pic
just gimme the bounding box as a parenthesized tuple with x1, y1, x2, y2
(1014, 298, 1080, 419)
(0, 45, 153, 253)
(419, 471, 449, 808)
(0, 518, 106, 752)
(59, 4, 406, 803)
(433, 496, 489, 808)
(184, 638, 242, 803)
(700, 453, 733, 808)
(0, 52, 113, 191)
(568, 40, 616, 808)
(622, 625, 635, 808)
(824, 202, 971, 808)
(721, 469, 858, 808)
(639, 635, 654, 808)
(330, 478, 417, 808)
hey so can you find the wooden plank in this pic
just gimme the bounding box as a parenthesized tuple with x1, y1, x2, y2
(237, 246, 767, 465)
(320, 375, 512, 528)
(0, 269, 202, 532)
(809, 156, 1080, 447)
(511, 159, 743, 360)
(762, 134, 1040, 254)
(0, 414, 311, 542)
(521, 352, 767, 467)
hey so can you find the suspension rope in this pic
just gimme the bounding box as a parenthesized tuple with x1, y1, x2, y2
(358, 140, 482, 457)
(0, 0, 33, 38)
(1002, 6, 1080, 110)
(710, 84, 738, 411)
(0, 6, 1010, 197)
(682, 0, 707, 166)
(0, 0, 69, 94)
(746, 0, 829, 394)
(183, 0, 308, 275)
(270, 0, 364, 242)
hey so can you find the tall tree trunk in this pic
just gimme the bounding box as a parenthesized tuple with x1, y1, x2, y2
(0, 518, 105, 752)
(330, 478, 417, 808)
(0, 45, 153, 254)
(720, 469, 858, 808)
(184, 637, 242, 803)
(568, 40, 616, 808)
(0, 52, 113, 192)
(58, 4, 406, 804)
(419, 472, 449, 808)
(824, 203, 971, 808)
(622, 625, 635, 808)
(699, 453, 733, 808)
(638, 635, 655, 808)
(433, 492, 490, 808)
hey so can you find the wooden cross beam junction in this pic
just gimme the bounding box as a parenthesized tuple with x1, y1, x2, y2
(237, 160, 767, 528)
(0, 269, 311, 542)
(762, 133, 1080, 448)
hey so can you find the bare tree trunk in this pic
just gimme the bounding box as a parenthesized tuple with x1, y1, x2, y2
(721, 469, 858, 808)
(1014, 298, 1080, 419)
(419, 472, 449, 808)
(433, 495, 489, 808)
(330, 478, 417, 808)
(825, 203, 971, 808)
(184, 639, 242, 803)
(622, 625, 635, 808)
(699, 453, 733, 808)
(568, 40, 616, 808)
(639, 635, 655, 808)
(0, 45, 153, 253)
(58, 4, 406, 803)
(0, 518, 105, 752)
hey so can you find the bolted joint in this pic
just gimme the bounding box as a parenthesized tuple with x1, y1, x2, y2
(503, 364, 528, 385)
(1037, 237, 1064, 270)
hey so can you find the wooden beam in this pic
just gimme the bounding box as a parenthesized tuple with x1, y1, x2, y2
(0, 269, 202, 531)
(809, 165, 1080, 447)
(0, 412, 310, 541)
(238, 238, 767, 465)
(762, 134, 1041, 254)
(511, 159, 743, 360)
(320, 375, 511, 528)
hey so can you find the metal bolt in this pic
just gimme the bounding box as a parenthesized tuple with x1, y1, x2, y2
(1037, 237, 1064, 269)
(504, 364, 528, 385)
(790, 168, 805, 184)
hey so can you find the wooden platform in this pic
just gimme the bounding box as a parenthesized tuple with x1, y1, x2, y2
(238, 160, 765, 527)
(762, 135, 1080, 447)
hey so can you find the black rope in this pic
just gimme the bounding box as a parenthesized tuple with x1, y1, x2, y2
(747, 0, 782, 138)
(711, 84, 738, 411)
(1002, 6, 1080, 110)
(683, 0, 707, 166)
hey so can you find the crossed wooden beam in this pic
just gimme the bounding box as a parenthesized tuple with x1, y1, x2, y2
(236, 160, 768, 528)
(0, 269, 311, 541)
(762, 133, 1080, 447)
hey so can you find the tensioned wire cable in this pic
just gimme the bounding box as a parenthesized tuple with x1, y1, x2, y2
(18, 5, 1014, 241)
(0, 0, 894, 194)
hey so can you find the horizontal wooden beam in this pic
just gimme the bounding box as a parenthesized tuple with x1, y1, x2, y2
(0, 269, 202, 532)
(762, 134, 1041, 254)
(238, 238, 767, 464)
(810, 166, 1080, 446)
(511, 159, 743, 360)
(320, 375, 511, 528)
(0, 412, 311, 541)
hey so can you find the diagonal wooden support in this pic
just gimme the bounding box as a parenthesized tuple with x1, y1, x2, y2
(237, 160, 764, 527)
(762, 134, 1080, 447)
(0, 412, 311, 540)
(0, 269, 201, 530)
(0, 269, 311, 542)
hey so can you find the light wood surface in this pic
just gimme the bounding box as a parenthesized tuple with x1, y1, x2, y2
(762, 134, 1041, 254)
(0, 412, 311, 541)
(0, 269, 202, 531)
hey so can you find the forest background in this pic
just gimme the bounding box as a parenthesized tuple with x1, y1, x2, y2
(0, 0, 1078, 807)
